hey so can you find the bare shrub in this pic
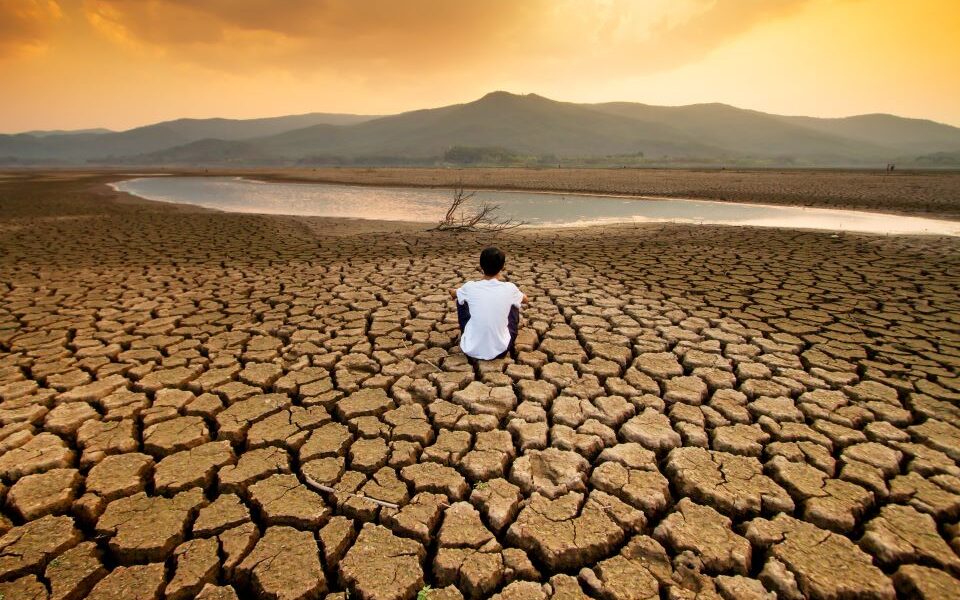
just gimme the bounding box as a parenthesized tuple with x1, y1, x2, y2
(429, 185, 525, 232)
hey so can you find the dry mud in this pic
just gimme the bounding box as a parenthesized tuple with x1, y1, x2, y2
(0, 173, 959, 600)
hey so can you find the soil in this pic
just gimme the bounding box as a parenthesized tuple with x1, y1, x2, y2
(0, 170, 958, 599)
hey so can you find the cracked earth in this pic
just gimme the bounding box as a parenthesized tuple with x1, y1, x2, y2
(0, 172, 958, 599)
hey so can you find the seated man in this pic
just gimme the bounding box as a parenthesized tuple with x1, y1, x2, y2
(450, 246, 528, 360)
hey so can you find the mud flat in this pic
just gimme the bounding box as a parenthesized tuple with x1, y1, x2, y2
(0, 172, 959, 599)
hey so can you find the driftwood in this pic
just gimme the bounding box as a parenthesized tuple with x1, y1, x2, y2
(428, 186, 525, 232)
(400, 337, 441, 372)
(303, 474, 400, 510)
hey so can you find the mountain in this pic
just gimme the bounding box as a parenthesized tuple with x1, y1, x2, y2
(253, 92, 725, 159)
(3, 92, 959, 166)
(775, 113, 960, 154)
(20, 128, 114, 137)
(0, 112, 378, 162)
(133, 139, 279, 165)
(126, 113, 377, 143)
(586, 102, 893, 159)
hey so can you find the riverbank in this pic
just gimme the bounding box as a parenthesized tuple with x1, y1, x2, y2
(5, 166, 960, 219)
(219, 166, 960, 220)
(108, 175, 960, 236)
(0, 172, 958, 599)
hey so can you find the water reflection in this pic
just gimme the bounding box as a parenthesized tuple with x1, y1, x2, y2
(111, 176, 960, 236)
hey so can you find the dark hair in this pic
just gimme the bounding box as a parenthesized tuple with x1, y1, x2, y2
(479, 246, 506, 276)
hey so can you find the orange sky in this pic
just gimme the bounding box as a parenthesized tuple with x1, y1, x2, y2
(2, 0, 959, 132)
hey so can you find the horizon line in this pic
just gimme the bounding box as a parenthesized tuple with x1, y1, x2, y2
(5, 90, 959, 135)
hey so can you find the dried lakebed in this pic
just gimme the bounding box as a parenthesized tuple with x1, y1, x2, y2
(0, 173, 959, 599)
(112, 176, 960, 236)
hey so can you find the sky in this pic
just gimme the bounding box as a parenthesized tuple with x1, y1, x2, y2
(1, 0, 958, 132)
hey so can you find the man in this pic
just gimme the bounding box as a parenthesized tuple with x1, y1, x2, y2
(450, 247, 528, 360)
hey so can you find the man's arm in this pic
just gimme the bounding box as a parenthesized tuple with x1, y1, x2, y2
(515, 285, 529, 306)
(449, 288, 458, 300)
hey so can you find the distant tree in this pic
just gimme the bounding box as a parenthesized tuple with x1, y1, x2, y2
(444, 146, 522, 165)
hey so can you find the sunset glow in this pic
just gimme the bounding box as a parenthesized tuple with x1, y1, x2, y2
(2, 0, 958, 132)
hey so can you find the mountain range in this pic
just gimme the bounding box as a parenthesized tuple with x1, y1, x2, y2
(3, 92, 959, 167)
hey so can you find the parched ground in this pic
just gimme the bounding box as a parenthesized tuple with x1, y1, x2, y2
(0, 172, 959, 600)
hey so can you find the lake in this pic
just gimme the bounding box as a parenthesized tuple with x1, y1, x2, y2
(111, 176, 960, 236)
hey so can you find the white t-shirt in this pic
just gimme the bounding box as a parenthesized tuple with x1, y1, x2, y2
(456, 279, 524, 360)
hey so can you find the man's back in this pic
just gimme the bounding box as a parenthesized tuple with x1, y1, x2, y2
(456, 279, 524, 360)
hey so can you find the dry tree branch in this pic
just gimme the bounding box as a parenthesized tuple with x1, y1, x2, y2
(429, 184, 526, 232)
(303, 474, 401, 510)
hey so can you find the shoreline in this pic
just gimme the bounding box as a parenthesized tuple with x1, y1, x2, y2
(109, 176, 960, 237)
(4, 166, 960, 220)
(245, 172, 960, 221)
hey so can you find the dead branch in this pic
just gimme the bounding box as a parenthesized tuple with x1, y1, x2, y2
(429, 185, 526, 232)
(303, 473, 400, 510)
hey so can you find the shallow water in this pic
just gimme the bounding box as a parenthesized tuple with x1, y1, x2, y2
(112, 176, 960, 236)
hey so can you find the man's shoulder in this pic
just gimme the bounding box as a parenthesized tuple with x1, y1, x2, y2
(488, 280, 520, 292)
(463, 279, 520, 294)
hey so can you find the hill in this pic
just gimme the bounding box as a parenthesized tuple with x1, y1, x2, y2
(19, 128, 114, 137)
(586, 102, 893, 159)
(775, 113, 960, 154)
(3, 92, 959, 167)
(0, 112, 377, 162)
(253, 92, 725, 160)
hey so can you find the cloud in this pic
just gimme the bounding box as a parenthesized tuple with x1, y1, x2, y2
(628, 0, 814, 71)
(528, 0, 817, 75)
(0, 0, 62, 58)
(79, 0, 818, 78)
(83, 0, 546, 72)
